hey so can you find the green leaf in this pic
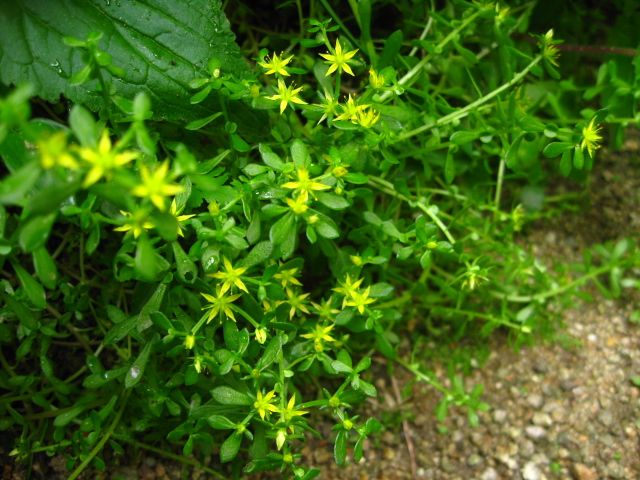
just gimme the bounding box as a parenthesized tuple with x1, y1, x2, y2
(185, 112, 223, 131)
(331, 360, 353, 374)
(0, 162, 40, 205)
(0, 0, 250, 122)
(171, 241, 197, 284)
(211, 386, 252, 406)
(378, 30, 403, 68)
(449, 131, 478, 145)
(573, 146, 584, 170)
(2, 292, 39, 331)
(19, 213, 56, 253)
(259, 143, 284, 171)
(69, 105, 97, 147)
(208, 415, 236, 430)
(32, 247, 58, 290)
(290, 139, 308, 166)
(270, 212, 297, 259)
(444, 147, 455, 184)
(559, 149, 572, 176)
(12, 262, 46, 310)
(317, 192, 350, 210)
(313, 214, 339, 239)
(256, 335, 282, 371)
(543, 142, 572, 158)
(135, 235, 166, 281)
(220, 432, 242, 463)
(53, 404, 87, 427)
(334, 430, 347, 465)
(124, 335, 156, 389)
(241, 241, 273, 269)
(505, 134, 524, 169)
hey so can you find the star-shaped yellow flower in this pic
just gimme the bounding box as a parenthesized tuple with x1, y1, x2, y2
(580, 117, 602, 159)
(209, 257, 248, 294)
(343, 286, 375, 314)
(301, 324, 336, 352)
(169, 199, 195, 237)
(254, 390, 278, 420)
(319, 38, 358, 77)
(201, 288, 242, 323)
(267, 79, 307, 114)
(113, 210, 154, 238)
(282, 166, 331, 202)
(131, 162, 183, 211)
(258, 51, 293, 76)
(334, 94, 367, 123)
(38, 132, 78, 170)
(78, 130, 138, 187)
(278, 394, 308, 422)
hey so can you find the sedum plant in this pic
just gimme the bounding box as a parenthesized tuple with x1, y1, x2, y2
(1, 0, 638, 478)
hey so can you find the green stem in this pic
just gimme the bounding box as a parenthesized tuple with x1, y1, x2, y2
(492, 263, 614, 303)
(394, 357, 448, 395)
(368, 176, 456, 244)
(379, 6, 488, 102)
(398, 55, 543, 141)
(318, 0, 359, 48)
(493, 158, 506, 219)
(67, 391, 130, 480)
(431, 305, 526, 331)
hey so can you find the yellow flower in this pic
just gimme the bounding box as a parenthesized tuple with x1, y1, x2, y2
(258, 51, 293, 76)
(282, 166, 331, 202)
(201, 288, 242, 323)
(343, 286, 375, 314)
(286, 196, 309, 215)
(284, 288, 310, 319)
(279, 394, 308, 422)
(79, 130, 138, 187)
(369, 68, 385, 89)
(311, 298, 340, 320)
(273, 267, 303, 288)
(131, 162, 183, 211)
(209, 257, 248, 294)
(356, 107, 381, 128)
(254, 390, 278, 420)
(38, 132, 78, 169)
(301, 324, 336, 352)
(113, 210, 154, 238)
(334, 94, 367, 122)
(169, 199, 195, 237)
(267, 79, 307, 114)
(333, 274, 364, 304)
(315, 90, 339, 125)
(320, 38, 358, 77)
(580, 117, 602, 158)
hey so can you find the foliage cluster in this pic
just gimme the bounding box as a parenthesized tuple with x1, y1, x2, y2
(0, 1, 638, 478)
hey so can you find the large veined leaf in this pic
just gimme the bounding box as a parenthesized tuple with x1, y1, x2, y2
(0, 0, 251, 122)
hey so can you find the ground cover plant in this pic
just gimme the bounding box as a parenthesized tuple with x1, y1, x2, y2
(0, 0, 639, 478)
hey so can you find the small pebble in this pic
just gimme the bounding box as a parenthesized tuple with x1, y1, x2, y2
(527, 394, 544, 409)
(525, 426, 547, 441)
(493, 409, 507, 423)
(533, 412, 553, 427)
(480, 467, 499, 480)
(522, 461, 543, 480)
